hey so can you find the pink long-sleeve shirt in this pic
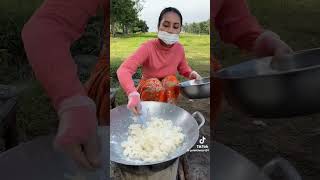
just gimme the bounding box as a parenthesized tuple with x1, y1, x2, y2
(213, 0, 263, 51)
(117, 39, 192, 95)
(22, 0, 106, 110)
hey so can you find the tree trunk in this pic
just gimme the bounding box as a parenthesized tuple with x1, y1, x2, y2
(124, 25, 128, 34)
(111, 23, 116, 37)
(122, 24, 125, 34)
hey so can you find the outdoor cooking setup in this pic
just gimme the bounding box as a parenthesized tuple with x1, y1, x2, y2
(110, 100, 207, 179)
(108, 77, 211, 179)
(3, 47, 320, 179)
(0, 93, 202, 180)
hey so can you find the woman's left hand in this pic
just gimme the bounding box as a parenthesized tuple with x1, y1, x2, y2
(253, 30, 293, 57)
(189, 71, 202, 80)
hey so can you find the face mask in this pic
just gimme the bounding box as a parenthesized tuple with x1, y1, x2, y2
(157, 31, 179, 45)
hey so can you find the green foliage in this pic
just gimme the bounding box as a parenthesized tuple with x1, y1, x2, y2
(132, 19, 149, 33)
(110, 0, 148, 35)
(183, 20, 210, 34)
(111, 0, 138, 34)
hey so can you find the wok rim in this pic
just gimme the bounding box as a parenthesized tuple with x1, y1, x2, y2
(178, 77, 210, 87)
(213, 47, 320, 80)
(110, 101, 200, 166)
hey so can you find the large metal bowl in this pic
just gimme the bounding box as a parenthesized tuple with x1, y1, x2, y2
(178, 77, 210, 99)
(213, 48, 320, 118)
(110, 101, 205, 166)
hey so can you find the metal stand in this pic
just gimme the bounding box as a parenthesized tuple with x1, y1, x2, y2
(111, 158, 179, 180)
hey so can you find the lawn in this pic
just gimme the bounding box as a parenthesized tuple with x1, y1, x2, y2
(110, 32, 210, 105)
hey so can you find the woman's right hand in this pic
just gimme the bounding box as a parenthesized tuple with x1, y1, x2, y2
(127, 91, 142, 115)
(189, 71, 202, 80)
(54, 96, 101, 170)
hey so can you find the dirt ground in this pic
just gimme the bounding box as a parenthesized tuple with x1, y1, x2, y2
(177, 96, 211, 180)
(215, 99, 320, 180)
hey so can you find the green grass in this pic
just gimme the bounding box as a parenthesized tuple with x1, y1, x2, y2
(110, 32, 210, 105)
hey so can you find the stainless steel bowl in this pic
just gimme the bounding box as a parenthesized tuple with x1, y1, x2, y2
(213, 48, 320, 118)
(178, 77, 210, 99)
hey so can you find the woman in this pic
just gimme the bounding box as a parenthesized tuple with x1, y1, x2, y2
(22, 0, 108, 170)
(117, 7, 202, 115)
(212, 0, 293, 122)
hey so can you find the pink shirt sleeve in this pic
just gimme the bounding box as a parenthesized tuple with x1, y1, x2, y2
(116, 43, 149, 95)
(21, 0, 100, 110)
(214, 0, 263, 51)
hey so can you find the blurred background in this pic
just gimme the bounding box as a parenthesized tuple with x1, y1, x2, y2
(0, 0, 104, 144)
(212, 1, 320, 180)
(1, 0, 320, 179)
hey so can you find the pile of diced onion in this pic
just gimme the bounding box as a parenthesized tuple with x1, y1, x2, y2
(121, 117, 185, 162)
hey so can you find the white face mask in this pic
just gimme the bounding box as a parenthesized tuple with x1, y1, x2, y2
(157, 31, 179, 45)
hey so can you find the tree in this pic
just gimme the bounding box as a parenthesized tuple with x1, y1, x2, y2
(131, 19, 148, 33)
(183, 23, 189, 33)
(110, 0, 145, 36)
(182, 20, 210, 34)
(199, 21, 206, 34)
(134, 0, 145, 13)
(138, 20, 148, 33)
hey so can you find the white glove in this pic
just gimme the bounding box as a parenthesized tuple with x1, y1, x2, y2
(253, 30, 293, 57)
(189, 71, 202, 80)
(54, 95, 101, 169)
(127, 91, 142, 115)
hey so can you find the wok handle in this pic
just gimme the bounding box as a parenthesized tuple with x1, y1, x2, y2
(262, 157, 302, 180)
(192, 111, 205, 130)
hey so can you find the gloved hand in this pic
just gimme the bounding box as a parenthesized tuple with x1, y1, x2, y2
(253, 30, 293, 57)
(189, 71, 202, 80)
(54, 95, 101, 170)
(127, 91, 141, 115)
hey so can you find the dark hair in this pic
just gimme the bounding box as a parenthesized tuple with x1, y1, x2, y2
(157, 7, 183, 28)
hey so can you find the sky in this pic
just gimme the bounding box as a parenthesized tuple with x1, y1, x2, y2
(139, 0, 210, 32)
